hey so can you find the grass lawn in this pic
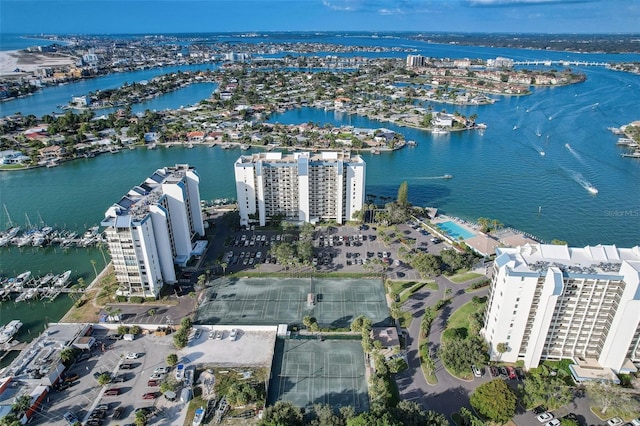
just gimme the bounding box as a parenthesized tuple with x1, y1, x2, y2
(397, 310, 413, 328)
(449, 272, 483, 283)
(388, 280, 416, 296)
(442, 301, 484, 343)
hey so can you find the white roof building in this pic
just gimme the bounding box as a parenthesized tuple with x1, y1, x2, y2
(101, 164, 204, 298)
(482, 244, 640, 373)
(235, 152, 366, 227)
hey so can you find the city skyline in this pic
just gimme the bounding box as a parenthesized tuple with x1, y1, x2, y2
(1, 0, 638, 35)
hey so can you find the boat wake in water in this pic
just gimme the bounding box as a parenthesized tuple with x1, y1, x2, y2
(566, 168, 598, 195)
(565, 143, 587, 165)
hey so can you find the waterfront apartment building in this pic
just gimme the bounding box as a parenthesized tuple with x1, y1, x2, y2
(406, 54, 426, 68)
(235, 152, 366, 227)
(482, 244, 640, 374)
(101, 164, 205, 298)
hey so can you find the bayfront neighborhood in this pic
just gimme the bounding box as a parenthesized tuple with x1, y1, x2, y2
(1, 156, 639, 426)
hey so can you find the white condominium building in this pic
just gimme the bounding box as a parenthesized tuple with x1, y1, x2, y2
(101, 164, 205, 298)
(235, 152, 366, 227)
(482, 244, 640, 373)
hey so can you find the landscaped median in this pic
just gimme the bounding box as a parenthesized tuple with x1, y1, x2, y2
(439, 299, 488, 380)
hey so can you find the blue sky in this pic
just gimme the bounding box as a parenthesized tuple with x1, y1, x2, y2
(1, 0, 638, 34)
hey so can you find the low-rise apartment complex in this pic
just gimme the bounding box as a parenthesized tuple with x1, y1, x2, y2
(102, 164, 205, 297)
(235, 152, 365, 227)
(482, 244, 640, 374)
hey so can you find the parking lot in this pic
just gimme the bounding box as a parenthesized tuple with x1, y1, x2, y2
(216, 221, 448, 280)
(39, 330, 180, 426)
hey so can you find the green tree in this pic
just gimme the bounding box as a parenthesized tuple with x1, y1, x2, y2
(97, 373, 112, 386)
(166, 353, 178, 366)
(0, 413, 22, 426)
(135, 409, 148, 426)
(560, 419, 578, 426)
(346, 411, 399, 426)
(439, 336, 488, 374)
(11, 395, 32, 416)
(259, 401, 303, 426)
(396, 181, 409, 207)
(496, 342, 508, 360)
(520, 373, 573, 410)
(350, 316, 372, 333)
(586, 381, 640, 417)
(59, 347, 77, 365)
(130, 325, 141, 335)
(309, 403, 345, 426)
(470, 379, 517, 423)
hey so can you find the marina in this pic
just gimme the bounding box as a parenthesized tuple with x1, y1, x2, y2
(1, 269, 75, 303)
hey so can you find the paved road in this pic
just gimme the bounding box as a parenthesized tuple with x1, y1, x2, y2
(395, 275, 490, 419)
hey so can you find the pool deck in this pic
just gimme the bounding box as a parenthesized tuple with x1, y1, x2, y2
(419, 214, 543, 257)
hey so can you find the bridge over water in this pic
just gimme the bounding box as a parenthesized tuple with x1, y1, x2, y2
(513, 60, 608, 67)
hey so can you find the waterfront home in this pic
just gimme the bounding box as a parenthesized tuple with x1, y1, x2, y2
(24, 125, 49, 140)
(38, 145, 65, 162)
(186, 131, 205, 142)
(433, 112, 454, 128)
(0, 150, 30, 165)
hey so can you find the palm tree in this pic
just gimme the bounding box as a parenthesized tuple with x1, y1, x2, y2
(11, 395, 32, 416)
(90, 259, 98, 279)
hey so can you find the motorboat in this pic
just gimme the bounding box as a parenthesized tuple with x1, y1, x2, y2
(54, 270, 72, 287)
(0, 320, 23, 344)
(192, 407, 205, 426)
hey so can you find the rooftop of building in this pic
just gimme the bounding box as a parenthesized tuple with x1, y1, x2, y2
(102, 164, 194, 224)
(495, 243, 640, 277)
(236, 151, 363, 165)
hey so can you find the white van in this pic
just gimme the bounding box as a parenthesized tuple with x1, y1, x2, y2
(123, 333, 135, 341)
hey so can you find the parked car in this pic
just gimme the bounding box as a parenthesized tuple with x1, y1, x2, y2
(499, 366, 508, 377)
(507, 366, 517, 379)
(95, 404, 110, 412)
(142, 392, 159, 400)
(120, 363, 134, 369)
(545, 420, 560, 426)
(104, 388, 120, 396)
(64, 374, 80, 383)
(631, 419, 640, 426)
(229, 329, 238, 341)
(112, 407, 125, 419)
(147, 380, 159, 387)
(471, 365, 482, 377)
(209, 330, 216, 339)
(125, 352, 139, 360)
(150, 373, 165, 380)
(194, 329, 202, 339)
(215, 330, 223, 340)
(489, 366, 499, 377)
(532, 406, 547, 415)
(607, 418, 624, 426)
(537, 413, 554, 422)
(63, 412, 79, 425)
(154, 367, 169, 374)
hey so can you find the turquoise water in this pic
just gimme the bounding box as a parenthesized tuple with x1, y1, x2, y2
(437, 221, 476, 240)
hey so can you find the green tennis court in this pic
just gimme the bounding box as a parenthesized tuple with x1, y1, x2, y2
(195, 277, 390, 327)
(267, 338, 369, 412)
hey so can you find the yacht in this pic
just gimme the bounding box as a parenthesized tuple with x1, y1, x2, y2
(240, 144, 250, 151)
(54, 270, 72, 287)
(0, 320, 23, 344)
(432, 128, 449, 135)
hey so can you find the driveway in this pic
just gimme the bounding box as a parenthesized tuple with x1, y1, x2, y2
(395, 274, 490, 417)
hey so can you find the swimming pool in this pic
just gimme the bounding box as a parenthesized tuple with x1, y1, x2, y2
(437, 221, 476, 240)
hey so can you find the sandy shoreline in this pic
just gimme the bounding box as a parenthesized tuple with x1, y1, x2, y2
(0, 49, 75, 77)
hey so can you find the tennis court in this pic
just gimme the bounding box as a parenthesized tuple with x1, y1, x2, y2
(267, 338, 369, 412)
(195, 277, 390, 327)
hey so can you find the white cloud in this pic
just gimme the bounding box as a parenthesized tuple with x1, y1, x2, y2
(467, 0, 590, 5)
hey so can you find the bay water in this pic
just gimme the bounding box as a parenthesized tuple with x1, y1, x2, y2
(1, 34, 639, 354)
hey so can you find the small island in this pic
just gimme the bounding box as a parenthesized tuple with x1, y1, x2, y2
(609, 121, 640, 159)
